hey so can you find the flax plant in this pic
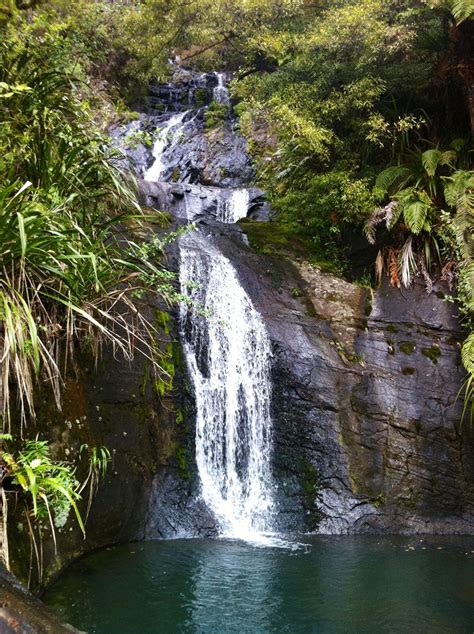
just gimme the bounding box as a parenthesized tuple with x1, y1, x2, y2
(0, 33, 180, 430)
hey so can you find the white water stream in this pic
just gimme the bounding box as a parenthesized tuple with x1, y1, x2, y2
(213, 72, 230, 105)
(216, 189, 250, 223)
(179, 237, 275, 538)
(144, 111, 188, 182)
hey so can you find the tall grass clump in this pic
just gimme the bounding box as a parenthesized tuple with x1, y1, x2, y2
(0, 10, 186, 568)
(0, 23, 179, 430)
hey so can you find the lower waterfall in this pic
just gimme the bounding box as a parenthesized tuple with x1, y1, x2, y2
(179, 235, 275, 538)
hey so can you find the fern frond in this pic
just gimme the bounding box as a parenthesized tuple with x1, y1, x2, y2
(461, 332, 474, 376)
(448, 0, 474, 23)
(439, 150, 457, 169)
(422, 149, 442, 177)
(375, 166, 412, 194)
(403, 198, 430, 234)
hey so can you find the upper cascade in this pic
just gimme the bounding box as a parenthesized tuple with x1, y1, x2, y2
(113, 66, 259, 192)
(213, 72, 230, 105)
(144, 110, 188, 182)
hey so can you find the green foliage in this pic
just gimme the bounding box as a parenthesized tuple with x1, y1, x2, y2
(2, 439, 84, 553)
(204, 100, 229, 130)
(0, 18, 183, 429)
(124, 128, 153, 149)
(78, 444, 111, 524)
(231, 0, 470, 272)
(0, 435, 113, 575)
(427, 0, 474, 24)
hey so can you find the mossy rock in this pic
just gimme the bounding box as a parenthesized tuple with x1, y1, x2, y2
(175, 446, 191, 480)
(421, 345, 441, 364)
(194, 87, 208, 108)
(399, 341, 416, 355)
(238, 219, 339, 272)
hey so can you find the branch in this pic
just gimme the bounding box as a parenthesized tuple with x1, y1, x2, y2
(180, 34, 236, 62)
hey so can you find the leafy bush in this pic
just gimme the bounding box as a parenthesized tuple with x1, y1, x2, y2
(204, 99, 229, 130)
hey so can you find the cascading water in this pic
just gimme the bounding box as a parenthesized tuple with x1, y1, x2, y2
(144, 111, 188, 182)
(179, 236, 275, 538)
(216, 189, 250, 223)
(141, 74, 276, 541)
(213, 72, 230, 105)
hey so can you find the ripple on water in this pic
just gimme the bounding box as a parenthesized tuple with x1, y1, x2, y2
(44, 535, 474, 634)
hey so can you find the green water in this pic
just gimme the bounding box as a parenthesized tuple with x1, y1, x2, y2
(44, 536, 474, 633)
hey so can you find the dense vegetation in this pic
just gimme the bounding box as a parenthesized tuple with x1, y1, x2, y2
(0, 0, 185, 567)
(0, 0, 472, 570)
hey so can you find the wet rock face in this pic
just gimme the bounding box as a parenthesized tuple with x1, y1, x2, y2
(137, 180, 268, 223)
(206, 228, 474, 535)
(112, 71, 255, 188)
(112, 68, 474, 537)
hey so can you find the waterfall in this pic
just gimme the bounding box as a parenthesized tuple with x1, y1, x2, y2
(142, 77, 276, 540)
(213, 72, 230, 105)
(179, 235, 275, 538)
(144, 111, 187, 182)
(216, 189, 249, 223)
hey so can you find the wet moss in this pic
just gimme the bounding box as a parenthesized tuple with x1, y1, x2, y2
(371, 492, 385, 508)
(421, 345, 441, 364)
(238, 219, 339, 273)
(401, 367, 416, 376)
(154, 343, 175, 396)
(399, 341, 416, 355)
(386, 323, 399, 334)
(171, 339, 185, 373)
(155, 309, 171, 335)
(204, 101, 228, 130)
(299, 461, 321, 529)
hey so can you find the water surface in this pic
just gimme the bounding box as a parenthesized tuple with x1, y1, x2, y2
(44, 536, 474, 633)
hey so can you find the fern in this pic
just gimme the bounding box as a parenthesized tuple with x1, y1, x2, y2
(448, 0, 474, 23)
(422, 149, 442, 177)
(375, 166, 412, 194)
(404, 199, 430, 234)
